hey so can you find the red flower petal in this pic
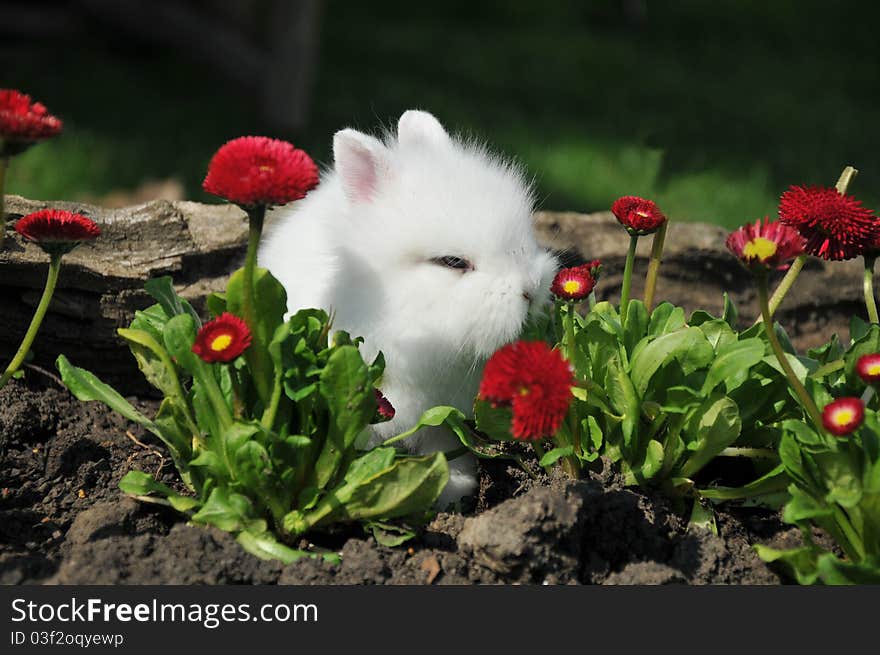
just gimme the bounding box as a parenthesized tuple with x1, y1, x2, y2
(856, 353, 880, 385)
(0, 89, 63, 151)
(479, 340, 573, 441)
(372, 389, 396, 423)
(202, 136, 319, 207)
(611, 196, 667, 235)
(725, 217, 805, 271)
(15, 209, 100, 256)
(778, 185, 878, 261)
(821, 397, 864, 436)
(551, 265, 598, 301)
(192, 313, 252, 363)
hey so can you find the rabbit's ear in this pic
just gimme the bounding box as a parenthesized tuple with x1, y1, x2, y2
(333, 129, 389, 203)
(397, 110, 450, 147)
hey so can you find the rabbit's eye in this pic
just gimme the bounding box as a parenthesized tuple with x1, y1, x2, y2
(432, 256, 473, 271)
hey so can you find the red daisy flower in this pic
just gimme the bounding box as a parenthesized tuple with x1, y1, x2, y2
(479, 340, 573, 441)
(822, 397, 864, 436)
(611, 196, 667, 235)
(551, 263, 599, 301)
(0, 89, 63, 156)
(15, 209, 100, 256)
(202, 136, 319, 208)
(372, 389, 396, 423)
(778, 185, 879, 261)
(856, 353, 880, 385)
(725, 218, 805, 272)
(192, 313, 252, 363)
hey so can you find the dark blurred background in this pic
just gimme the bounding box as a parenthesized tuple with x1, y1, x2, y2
(2, 0, 879, 228)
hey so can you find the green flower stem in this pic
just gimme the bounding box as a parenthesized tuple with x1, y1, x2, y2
(831, 505, 865, 562)
(0, 253, 62, 389)
(619, 234, 639, 324)
(261, 370, 284, 431)
(241, 205, 272, 406)
(563, 301, 576, 362)
(863, 255, 878, 324)
(756, 273, 824, 431)
(643, 222, 667, 312)
(201, 367, 233, 432)
(760, 255, 806, 323)
(0, 155, 8, 251)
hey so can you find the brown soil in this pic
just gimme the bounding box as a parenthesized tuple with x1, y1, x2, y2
(0, 376, 798, 585)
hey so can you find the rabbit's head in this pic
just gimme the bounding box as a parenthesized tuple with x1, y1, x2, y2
(325, 110, 557, 376)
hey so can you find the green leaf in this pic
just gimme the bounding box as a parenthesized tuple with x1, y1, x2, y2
(191, 487, 257, 532)
(226, 267, 288, 401)
(722, 292, 739, 329)
(640, 439, 665, 480)
(118, 328, 179, 396)
(604, 355, 640, 455)
(314, 345, 375, 489)
(153, 398, 196, 475)
(130, 303, 171, 343)
(816, 553, 880, 584)
(144, 276, 200, 323)
(539, 446, 575, 467)
(326, 451, 449, 521)
(234, 440, 286, 517)
(688, 498, 718, 535)
(162, 313, 203, 376)
(678, 395, 742, 479)
(699, 463, 789, 501)
(386, 406, 469, 446)
(783, 487, 834, 524)
(697, 318, 738, 352)
(118, 470, 200, 512)
(754, 544, 819, 585)
(630, 327, 713, 397)
(473, 399, 515, 441)
(364, 521, 417, 547)
(162, 313, 232, 437)
(647, 302, 686, 337)
(700, 338, 765, 395)
(845, 324, 880, 384)
(190, 450, 227, 478)
(286, 452, 448, 535)
(623, 299, 649, 355)
(235, 530, 313, 564)
(850, 315, 871, 343)
(206, 291, 227, 318)
(57, 355, 158, 433)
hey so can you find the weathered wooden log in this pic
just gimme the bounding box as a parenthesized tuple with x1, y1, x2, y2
(0, 196, 865, 395)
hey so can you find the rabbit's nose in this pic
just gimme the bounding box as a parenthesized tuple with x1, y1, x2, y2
(522, 292, 533, 302)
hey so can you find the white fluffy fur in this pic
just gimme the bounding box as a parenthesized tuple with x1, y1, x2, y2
(258, 110, 558, 507)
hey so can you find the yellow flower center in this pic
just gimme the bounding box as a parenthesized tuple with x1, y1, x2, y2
(258, 164, 275, 173)
(210, 333, 233, 352)
(562, 280, 583, 294)
(519, 386, 531, 396)
(742, 237, 778, 261)
(636, 210, 650, 218)
(832, 408, 855, 427)
(867, 362, 880, 376)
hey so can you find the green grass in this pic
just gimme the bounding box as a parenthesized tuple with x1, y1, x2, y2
(4, 0, 879, 229)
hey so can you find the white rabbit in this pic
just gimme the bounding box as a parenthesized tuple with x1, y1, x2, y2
(258, 110, 558, 508)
